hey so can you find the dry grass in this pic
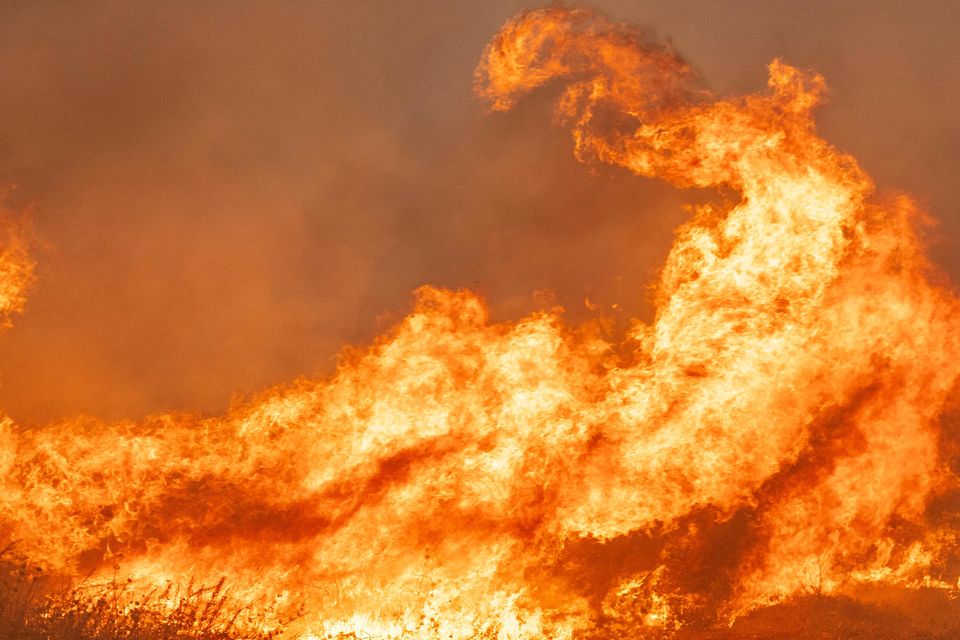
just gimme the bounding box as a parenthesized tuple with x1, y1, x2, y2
(4, 542, 958, 639)
(0, 548, 275, 640)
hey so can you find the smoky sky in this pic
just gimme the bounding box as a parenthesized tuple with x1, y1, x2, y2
(0, 0, 956, 424)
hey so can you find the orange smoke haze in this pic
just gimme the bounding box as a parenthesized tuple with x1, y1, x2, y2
(0, 1, 957, 424)
(1, 3, 960, 639)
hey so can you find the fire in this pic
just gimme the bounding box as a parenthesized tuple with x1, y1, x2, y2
(0, 198, 34, 327)
(1, 5, 959, 638)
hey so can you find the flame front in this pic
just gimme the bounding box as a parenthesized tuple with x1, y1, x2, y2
(2, 6, 959, 638)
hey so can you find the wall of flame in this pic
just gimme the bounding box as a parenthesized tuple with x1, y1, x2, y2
(0, 6, 959, 639)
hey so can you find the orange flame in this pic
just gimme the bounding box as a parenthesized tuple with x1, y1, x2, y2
(2, 6, 959, 637)
(0, 194, 34, 327)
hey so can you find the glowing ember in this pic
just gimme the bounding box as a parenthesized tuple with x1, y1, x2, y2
(1, 6, 959, 638)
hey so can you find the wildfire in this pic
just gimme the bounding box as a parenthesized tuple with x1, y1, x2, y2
(1, 6, 959, 638)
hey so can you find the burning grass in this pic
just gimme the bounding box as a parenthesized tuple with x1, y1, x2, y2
(0, 551, 276, 640)
(2, 5, 960, 639)
(680, 591, 960, 640)
(4, 562, 959, 640)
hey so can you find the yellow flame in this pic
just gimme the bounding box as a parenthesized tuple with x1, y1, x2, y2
(1, 6, 959, 637)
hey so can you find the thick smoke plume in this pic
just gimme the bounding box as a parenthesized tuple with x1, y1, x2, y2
(0, 1, 956, 427)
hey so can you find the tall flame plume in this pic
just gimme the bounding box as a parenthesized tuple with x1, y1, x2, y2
(1, 6, 959, 638)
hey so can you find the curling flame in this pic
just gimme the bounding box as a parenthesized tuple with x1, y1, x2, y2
(2, 6, 960, 637)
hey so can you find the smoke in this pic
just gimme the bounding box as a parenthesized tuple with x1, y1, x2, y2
(0, 4, 959, 637)
(0, 0, 955, 428)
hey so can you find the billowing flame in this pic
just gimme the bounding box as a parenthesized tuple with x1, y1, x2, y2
(2, 6, 959, 638)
